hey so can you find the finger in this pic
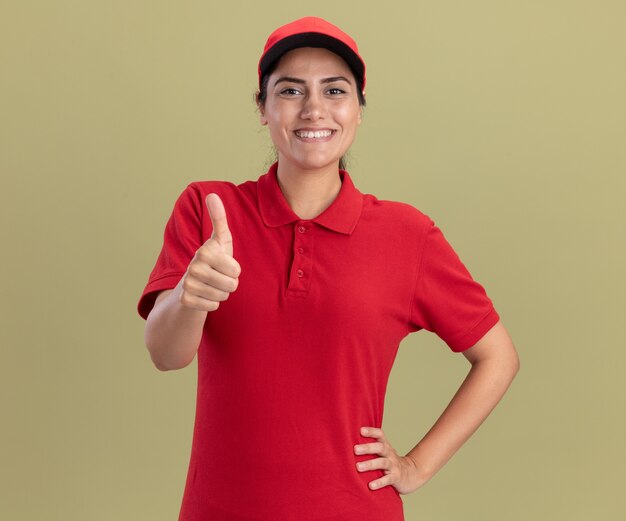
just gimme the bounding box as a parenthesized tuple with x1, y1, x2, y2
(183, 276, 234, 302)
(203, 269, 239, 293)
(186, 266, 239, 294)
(368, 474, 393, 490)
(361, 426, 383, 438)
(356, 457, 389, 472)
(208, 252, 241, 279)
(179, 292, 220, 312)
(196, 244, 241, 278)
(206, 193, 233, 254)
(354, 442, 385, 455)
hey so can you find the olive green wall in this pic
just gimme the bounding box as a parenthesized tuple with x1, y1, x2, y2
(2, 1, 624, 519)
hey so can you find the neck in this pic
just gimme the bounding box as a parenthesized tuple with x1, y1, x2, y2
(276, 161, 343, 220)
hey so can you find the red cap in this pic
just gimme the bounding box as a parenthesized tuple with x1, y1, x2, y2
(258, 17, 366, 93)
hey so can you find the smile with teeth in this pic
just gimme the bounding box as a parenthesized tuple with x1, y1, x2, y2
(294, 129, 335, 139)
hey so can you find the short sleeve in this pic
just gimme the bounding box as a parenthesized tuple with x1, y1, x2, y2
(136, 184, 205, 320)
(409, 219, 500, 352)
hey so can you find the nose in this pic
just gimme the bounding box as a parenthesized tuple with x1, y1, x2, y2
(300, 92, 325, 120)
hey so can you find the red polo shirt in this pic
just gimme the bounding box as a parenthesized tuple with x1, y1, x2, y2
(138, 162, 500, 521)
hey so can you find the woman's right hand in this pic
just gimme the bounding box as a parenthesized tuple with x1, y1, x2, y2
(179, 193, 241, 312)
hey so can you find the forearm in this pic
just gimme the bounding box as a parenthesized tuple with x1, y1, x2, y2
(405, 357, 519, 482)
(144, 280, 208, 371)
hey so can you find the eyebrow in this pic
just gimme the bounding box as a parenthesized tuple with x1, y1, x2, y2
(273, 75, 353, 87)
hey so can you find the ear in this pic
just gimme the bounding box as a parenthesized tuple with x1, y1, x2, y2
(259, 106, 267, 126)
(357, 105, 363, 125)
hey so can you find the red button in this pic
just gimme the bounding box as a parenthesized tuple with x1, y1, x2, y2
(296, 269, 304, 277)
(298, 247, 304, 254)
(297, 226, 307, 233)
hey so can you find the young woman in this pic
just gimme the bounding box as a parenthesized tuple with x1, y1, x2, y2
(138, 16, 520, 521)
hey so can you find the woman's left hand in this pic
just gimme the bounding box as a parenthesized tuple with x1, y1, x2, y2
(354, 426, 427, 495)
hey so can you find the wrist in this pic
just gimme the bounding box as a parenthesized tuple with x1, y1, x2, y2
(405, 447, 437, 484)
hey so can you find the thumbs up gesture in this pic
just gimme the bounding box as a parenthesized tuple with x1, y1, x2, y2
(179, 194, 241, 312)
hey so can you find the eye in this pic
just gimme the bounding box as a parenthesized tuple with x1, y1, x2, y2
(327, 87, 346, 95)
(279, 87, 302, 96)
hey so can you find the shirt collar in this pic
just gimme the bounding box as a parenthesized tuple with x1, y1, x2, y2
(257, 162, 363, 235)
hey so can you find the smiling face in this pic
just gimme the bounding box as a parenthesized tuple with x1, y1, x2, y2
(258, 46, 363, 174)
